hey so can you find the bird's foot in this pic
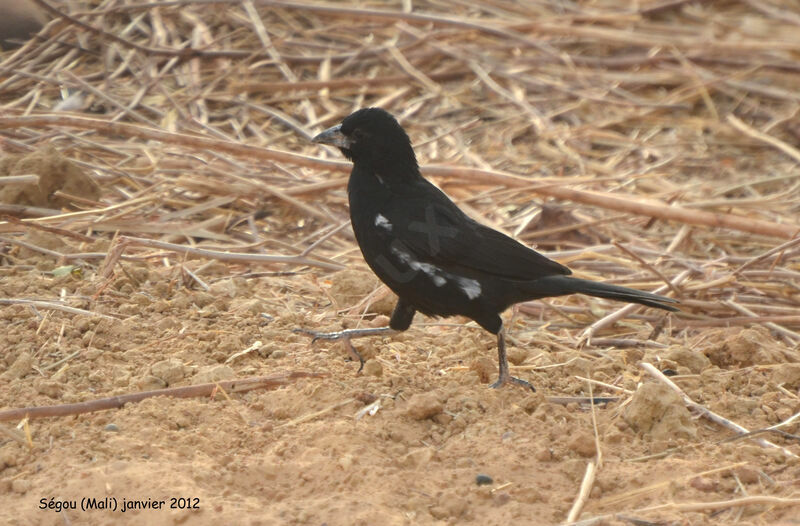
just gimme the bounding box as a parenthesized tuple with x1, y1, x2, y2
(490, 374, 536, 392)
(293, 327, 348, 343)
(293, 326, 393, 343)
(293, 328, 367, 372)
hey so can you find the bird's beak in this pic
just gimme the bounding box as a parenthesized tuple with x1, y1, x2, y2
(312, 124, 351, 149)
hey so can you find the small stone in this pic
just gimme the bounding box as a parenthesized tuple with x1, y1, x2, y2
(431, 495, 468, 519)
(564, 357, 592, 376)
(664, 347, 711, 374)
(368, 315, 390, 328)
(404, 392, 443, 420)
(104, 423, 120, 432)
(354, 392, 377, 405)
(131, 293, 152, 306)
(429, 506, 448, 520)
(492, 492, 511, 506)
(0, 445, 19, 468)
(271, 350, 286, 359)
(150, 358, 188, 386)
(690, 476, 717, 492)
(121, 350, 142, 362)
(233, 298, 265, 316)
(624, 383, 696, 440)
(338, 454, 355, 470)
(1, 352, 32, 380)
(84, 348, 103, 361)
(208, 278, 238, 298)
(506, 348, 528, 366)
(11, 479, 31, 494)
(475, 474, 493, 486)
(771, 363, 800, 389)
(567, 432, 597, 458)
(155, 316, 179, 332)
(34, 379, 64, 398)
(192, 292, 215, 307)
(399, 447, 434, 468)
(363, 359, 383, 377)
(734, 466, 760, 484)
(257, 344, 275, 358)
(192, 365, 235, 385)
(433, 413, 452, 426)
(470, 357, 495, 384)
(137, 375, 167, 391)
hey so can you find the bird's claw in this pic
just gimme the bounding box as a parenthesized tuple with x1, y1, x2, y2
(490, 375, 536, 392)
(293, 328, 365, 372)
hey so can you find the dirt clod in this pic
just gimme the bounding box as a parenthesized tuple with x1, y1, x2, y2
(1, 352, 32, 380)
(150, 358, 190, 386)
(404, 391, 443, 420)
(362, 359, 383, 377)
(470, 357, 495, 384)
(664, 347, 711, 374)
(567, 431, 597, 458)
(192, 365, 235, 385)
(771, 363, 800, 389)
(0, 147, 100, 208)
(624, 382, 697, 440)
(704, 327, 785, 367)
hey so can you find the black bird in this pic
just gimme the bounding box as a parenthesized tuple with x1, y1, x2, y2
(300, 108, 678, 389)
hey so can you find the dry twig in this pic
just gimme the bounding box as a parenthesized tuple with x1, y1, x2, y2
(0, 372, 326, 422)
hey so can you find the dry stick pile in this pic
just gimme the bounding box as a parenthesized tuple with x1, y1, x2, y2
(1, 0, 800, 521)
(0, 0, 796, 337)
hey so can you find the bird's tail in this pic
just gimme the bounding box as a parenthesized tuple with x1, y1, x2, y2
(527, 275, 679, 312)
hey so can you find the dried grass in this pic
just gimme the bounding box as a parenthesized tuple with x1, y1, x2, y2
(0, 1, 798, 343)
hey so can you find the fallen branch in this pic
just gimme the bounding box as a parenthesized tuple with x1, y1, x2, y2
(0, 371, 326, 421)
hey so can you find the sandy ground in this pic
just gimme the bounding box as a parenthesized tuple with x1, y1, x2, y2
(1, 1, 800, 524)
(1, 233, 799, 525)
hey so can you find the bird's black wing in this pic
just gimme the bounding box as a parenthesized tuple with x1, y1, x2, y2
(382, 179, 570, 281)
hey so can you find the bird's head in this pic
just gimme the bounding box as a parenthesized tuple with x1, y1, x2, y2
(312, 107, 418, 175)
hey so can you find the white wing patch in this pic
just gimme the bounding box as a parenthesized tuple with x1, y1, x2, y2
(374, 214, 392, 231)
(391, 246, 446, 287)
(390, 246, 482, 293)
(457, 277, 482, 299)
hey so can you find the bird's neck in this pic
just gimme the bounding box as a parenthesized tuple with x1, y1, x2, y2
(349, 154, 421, 188)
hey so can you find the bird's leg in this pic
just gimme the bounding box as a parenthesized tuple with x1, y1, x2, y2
(489, 328, 535, 391)
(295, 299, 415, 372)
(293, 327, 396, 371)
(294, 326, 396, 343)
